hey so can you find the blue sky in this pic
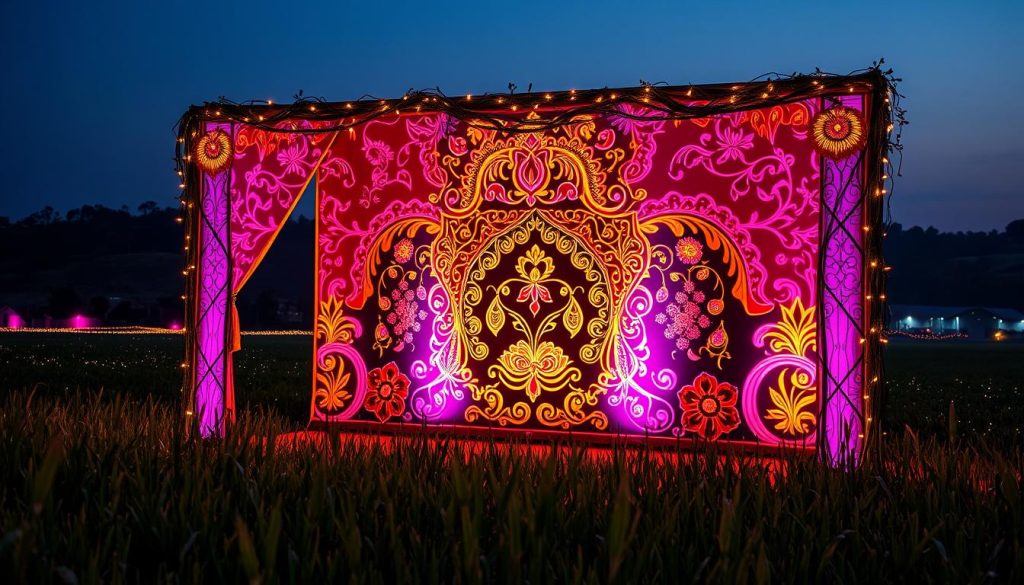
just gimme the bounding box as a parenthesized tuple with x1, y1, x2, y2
(1, 0, 1021, 231)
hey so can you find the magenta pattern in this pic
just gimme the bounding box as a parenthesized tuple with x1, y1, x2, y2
(229, 121, 336, 290)
(195, 122, 232, 437)
(820, 95, 866, 463)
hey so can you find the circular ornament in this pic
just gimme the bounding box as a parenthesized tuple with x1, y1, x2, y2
(195, 129, 232, 174)
(811, 106, 865, 158)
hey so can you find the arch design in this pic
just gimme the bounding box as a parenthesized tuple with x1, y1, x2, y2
(460, 212, 610, 430)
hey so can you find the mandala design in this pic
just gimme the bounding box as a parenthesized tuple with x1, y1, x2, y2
(811, 106, 865, 159)
(195, 129, 232, 174)
(678, 372, 741, 440)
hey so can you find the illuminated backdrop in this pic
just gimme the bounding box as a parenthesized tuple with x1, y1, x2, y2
(178, 70, 897, 464)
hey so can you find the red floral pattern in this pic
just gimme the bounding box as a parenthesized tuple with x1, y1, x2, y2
(678, 372, 740, 440)
(675, 237, 703, 264)
(364, 362, 410, 422)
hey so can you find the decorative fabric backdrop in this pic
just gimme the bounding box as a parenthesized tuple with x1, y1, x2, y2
(307, 98, 862, 447)
(184, 73, 891, 461)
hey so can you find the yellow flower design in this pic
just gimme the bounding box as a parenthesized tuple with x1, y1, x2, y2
(492, 339, 578, 402)
(762, 298, 815, 357)
(765, 368, 817, 435)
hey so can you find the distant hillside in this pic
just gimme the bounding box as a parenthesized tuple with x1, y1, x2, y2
(885, 222, 1024, 310)
(1, 205, 1021, 327)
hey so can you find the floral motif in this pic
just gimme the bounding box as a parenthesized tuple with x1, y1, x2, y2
(812, 106, 865, 158)
(700, 320, 731, 368)
(765, 368, 816, 435)
(276, 141, 309, 176)
(393, 238, 415, 264)
(464, 215, 608, 429)
(365, 362, 410, 422)
(363, 138, 393, 166)
(759, 299, 818, 436)
(675, 237, 703, 264)
(376, 276, 427, 354)
(493, 340, 577, 403)
(515, 244, 555, 316)
(316, 366, 351, 412)
(195, 130, 232, 174)
(762, 297, 816, 356)
(715, 126, 754, 163)
(678, 372, 740, 440)
(655, 288, 711, 352)
(314, 297, 359, 414)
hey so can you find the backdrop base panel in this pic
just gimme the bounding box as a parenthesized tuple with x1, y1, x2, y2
(300, 421, 817, 458)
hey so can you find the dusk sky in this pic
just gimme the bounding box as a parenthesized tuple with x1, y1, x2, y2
(2, 0, 1022, 231)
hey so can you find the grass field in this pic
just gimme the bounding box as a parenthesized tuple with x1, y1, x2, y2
(1, 333, 1022, 582)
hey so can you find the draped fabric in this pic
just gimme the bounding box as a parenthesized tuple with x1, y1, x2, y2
(230, 123, 337, 291)
(193, 121, 336, 436)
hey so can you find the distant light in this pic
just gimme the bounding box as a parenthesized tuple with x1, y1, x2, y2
(70, 314, 89, 329)
(7, 313, 24, 329)
(168, 322, 182, 331)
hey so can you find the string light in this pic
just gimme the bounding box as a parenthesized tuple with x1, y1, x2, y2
(886, 329, 967, 341)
